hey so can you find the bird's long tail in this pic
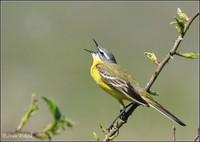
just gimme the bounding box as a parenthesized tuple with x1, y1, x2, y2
(147, 99, 186, 126)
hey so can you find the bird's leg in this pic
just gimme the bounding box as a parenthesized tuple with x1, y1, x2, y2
(125, 102, 135, 109)
(107, 101, 139, 133)
(108, 107, 126, 131)
(119, 102, 134, 121)
(119, 101, 126, 117)
(108, 100, 127, 130)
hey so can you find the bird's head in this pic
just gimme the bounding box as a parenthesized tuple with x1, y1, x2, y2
(84, 39, 117, 64)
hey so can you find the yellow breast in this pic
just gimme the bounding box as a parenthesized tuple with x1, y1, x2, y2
(90, 58, 132, 101)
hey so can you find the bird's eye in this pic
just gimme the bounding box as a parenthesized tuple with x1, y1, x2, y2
(99, 51, 104, 55)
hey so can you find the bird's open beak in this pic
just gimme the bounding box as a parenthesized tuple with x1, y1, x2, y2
(84, 49, 95, 54)
(84, 39, 99, 54)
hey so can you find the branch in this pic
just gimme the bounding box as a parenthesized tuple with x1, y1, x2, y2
(103, 103, 138, 141)
(173, 126, 176, 142)
(2, 95, 73, 141)
(145, 10, 199, 91)
(103, 10, 199, 141)
(194, 128, 199, 142)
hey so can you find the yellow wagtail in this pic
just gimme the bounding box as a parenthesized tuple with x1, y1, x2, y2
(85, 39, 186, 126)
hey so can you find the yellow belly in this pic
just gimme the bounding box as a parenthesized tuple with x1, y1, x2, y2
(90, 62, 132, 101)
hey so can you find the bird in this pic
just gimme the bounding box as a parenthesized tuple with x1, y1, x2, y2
(84, 39, 186, 126)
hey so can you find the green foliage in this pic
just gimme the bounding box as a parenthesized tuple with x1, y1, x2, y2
(177, 8, 189, 22)
(149, 90, 159, 96)
(176, 52, 199, 59)
(170, 8, 189, 34)
(15, 95, 73, 140)
(144, 52, 159, 65)
(16, 94, 39, 132)
(33, 96, 73, 140)
(93, 132, 99, 141)
(41, 96, 62, 120)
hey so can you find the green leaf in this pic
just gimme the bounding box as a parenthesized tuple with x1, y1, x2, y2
(62, 115, 73, 129)
(34, 97, 73, 140)
(16, 94, 39, 131)
(99, 123, 107, 134)
(177, 8, 189, 22)
(93, 132, 99, 141)
(176, 18, 185, 34)
(144, 52, 159, 65)
(42, 96, 62, 120)
(34, 115, 73, 140)
(170, 18, 185, 34)
(149, 90, 159, 96)
(176, 52, 199, 59)
(170, 8, 188, 34)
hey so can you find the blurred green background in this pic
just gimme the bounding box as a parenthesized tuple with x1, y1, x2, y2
(2, 1, 198, 141)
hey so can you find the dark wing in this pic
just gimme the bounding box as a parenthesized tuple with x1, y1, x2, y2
(97, 64, 149, 107)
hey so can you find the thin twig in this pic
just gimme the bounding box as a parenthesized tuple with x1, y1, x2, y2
(194, 128, 199, 142)
(145, 10, 199, 91)
(104, 10, 199, 141)
(173, 126, 176, 142)
(103, 102, 139, 141)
